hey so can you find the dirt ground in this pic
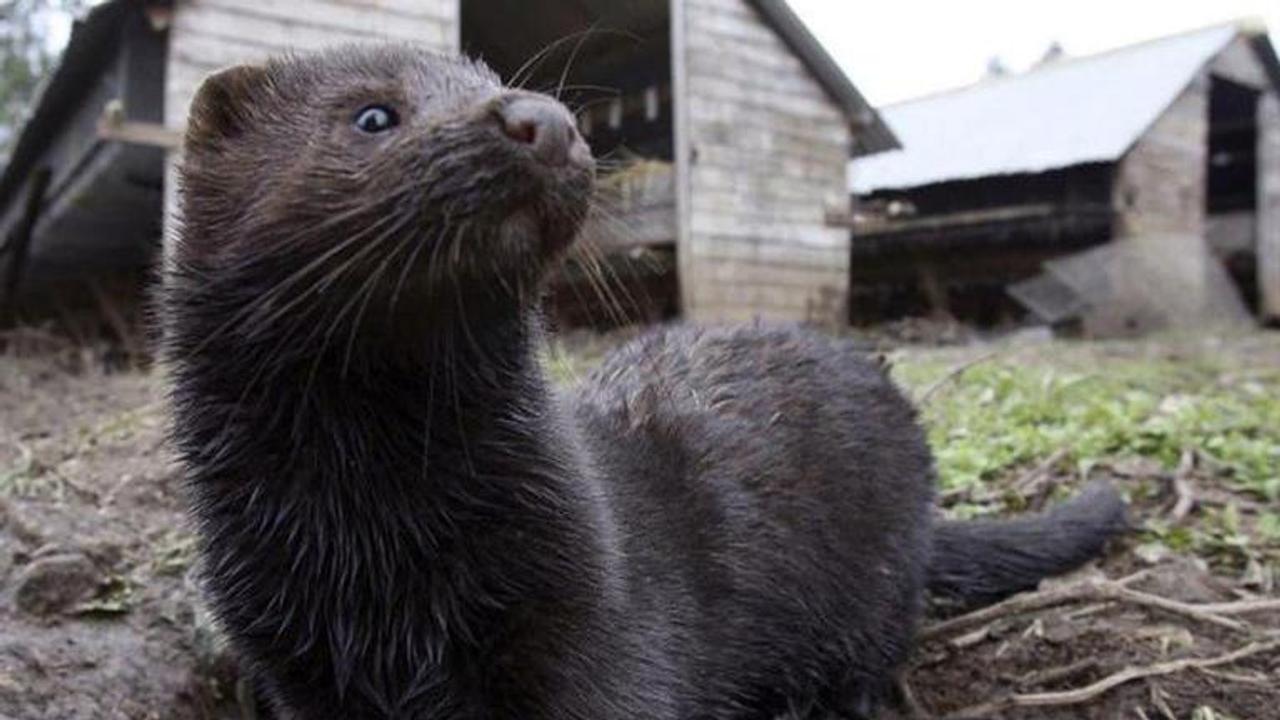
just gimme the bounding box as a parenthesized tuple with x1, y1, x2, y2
(0, 330, 1277, 719)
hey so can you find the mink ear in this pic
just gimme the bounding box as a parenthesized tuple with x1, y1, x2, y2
(186, 64, 269, 146)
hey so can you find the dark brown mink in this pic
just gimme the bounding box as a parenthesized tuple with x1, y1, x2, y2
(159, 45, 1127, 720)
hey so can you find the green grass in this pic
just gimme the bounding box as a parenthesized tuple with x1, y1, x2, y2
(891, 339, 1280, 577)
(891, 347, 1280, 503)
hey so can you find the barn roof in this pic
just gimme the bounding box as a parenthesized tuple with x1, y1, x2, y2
(851, 23, 1274, 195)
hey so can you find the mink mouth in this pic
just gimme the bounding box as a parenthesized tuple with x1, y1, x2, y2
(492, 162, 594, 259)
(496, 202, 579, 262)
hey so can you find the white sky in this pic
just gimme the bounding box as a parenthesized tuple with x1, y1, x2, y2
(788, 0, 1280, 106)
(41, 1, 1280, 109)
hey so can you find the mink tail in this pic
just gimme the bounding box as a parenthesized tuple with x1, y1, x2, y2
(927, 480, 1129, 607)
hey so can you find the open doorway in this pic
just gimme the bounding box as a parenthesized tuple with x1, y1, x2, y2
(461, 0, 679, 329)
(1206, 76, 1261, 314)
(461, 0, 673, 161)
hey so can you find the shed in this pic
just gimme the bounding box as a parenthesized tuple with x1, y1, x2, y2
(0, 0, 896, 333)
(848, 22, 1280, 335)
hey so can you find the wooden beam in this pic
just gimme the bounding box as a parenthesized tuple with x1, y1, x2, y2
(669, 0, 693, 318)
(851, 203, 1098, 236)
(1258, 93, 1280, 322)
(98, 119, 183, 151)
(97, 99, 183, 150)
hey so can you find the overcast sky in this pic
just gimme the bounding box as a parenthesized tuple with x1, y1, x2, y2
(788, 0, 1280, 106)
(43, 2, 1280, 110)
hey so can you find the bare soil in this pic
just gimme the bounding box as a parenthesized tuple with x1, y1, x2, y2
(0, 335, 1276, 720)
(0, 349, 238, 720)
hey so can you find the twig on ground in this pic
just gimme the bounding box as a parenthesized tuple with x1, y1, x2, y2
(1109, 585, 1250, 632)
(1194, 597, 1280, 615)
(1012, 447, 1071, 495)
(1015, 657, 1099, 689)
(921, 576, 1255, 642)
(916, 350, 1002, 405)
(1149, 683, 1177, 720)
(1193, 665, 1272, 685)
(1062, 601, 1112, 621)
(948, 623, 993, 650)
(940, 639, 1280, 719)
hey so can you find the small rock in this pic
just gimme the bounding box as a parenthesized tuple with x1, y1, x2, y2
(13, 553, 100, 617)
(0, 499, 42, 548)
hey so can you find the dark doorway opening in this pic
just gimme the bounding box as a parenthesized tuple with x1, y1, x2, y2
(461, 0, 674, 163)
(461, 0, 679, 330)
(1206, 76, 1261, 314)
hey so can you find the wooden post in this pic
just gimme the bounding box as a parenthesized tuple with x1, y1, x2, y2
(918, 263, 951, 320)
(1258, 93, 1280, 323)
(669, 0, 692, 320)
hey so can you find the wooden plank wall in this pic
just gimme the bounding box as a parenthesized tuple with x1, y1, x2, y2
(1109, 74, 1211, 333)
(161, 0, 458, 251)
(676, 0, 852, 325)
(1110, 34, 1280, 331)
(1113, 77, 1209, 240)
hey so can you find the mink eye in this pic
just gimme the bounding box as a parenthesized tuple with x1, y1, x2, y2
(354, 105, 398, 133)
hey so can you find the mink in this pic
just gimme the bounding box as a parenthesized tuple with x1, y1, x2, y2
(160, 45, 1126, 719)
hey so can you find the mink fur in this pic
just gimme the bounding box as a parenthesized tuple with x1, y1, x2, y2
(161, 45, 1125, 719)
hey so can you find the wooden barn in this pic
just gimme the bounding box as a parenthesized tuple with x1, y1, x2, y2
(0, 0, 896, 336)
(849, 23, 1280, 335)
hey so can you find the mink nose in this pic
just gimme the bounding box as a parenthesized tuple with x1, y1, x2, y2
(500, 96, 589, 168)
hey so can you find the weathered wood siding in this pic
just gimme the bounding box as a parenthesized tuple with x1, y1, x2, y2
(1108, 75, 1212, 333)
(580, 161, 676, 250)
(163, 0, 457, 132)
(1114, 77, 1209, 239)
(1110, 33, 1280, 331)
(674, 0, 852, 325)
(1260, 92, 1280, 322)
(162, 0, 458, 249)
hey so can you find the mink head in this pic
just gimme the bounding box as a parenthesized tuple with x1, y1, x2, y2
(172, 45, 595, 341)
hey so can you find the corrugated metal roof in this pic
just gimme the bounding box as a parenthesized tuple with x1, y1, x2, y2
(850, 24, 1240, 194)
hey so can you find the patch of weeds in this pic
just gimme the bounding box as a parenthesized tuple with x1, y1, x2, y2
(893, 342, 1280, 577)
(75, 405, 155, 452)
(73, 573, 137, 618)
(1195, 505, 1271, 571)
(0, 445, 59, 498)
(0, 458, 39, 496)
(893, 354, 1280, 503)
(151, 531, 198, 577)
(1258, 512, 1280, 544)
